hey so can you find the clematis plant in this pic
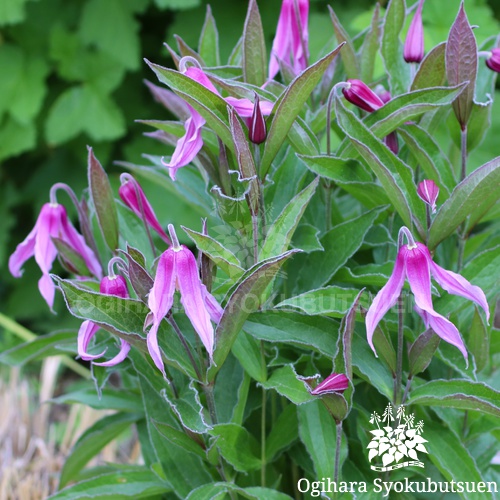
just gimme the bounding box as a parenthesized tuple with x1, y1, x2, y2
(6, 0, 500, 497)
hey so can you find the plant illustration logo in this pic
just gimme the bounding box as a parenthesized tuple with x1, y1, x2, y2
(367, 404, 429, 471)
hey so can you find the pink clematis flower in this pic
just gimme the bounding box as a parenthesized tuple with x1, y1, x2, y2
(118, 174, 170, 244)
(417, 179, 439, 213)
(9, 202, 102, 310)
(269, 0, 309, 80)
(145, 224, 223, 377)
(485, 48, 500, 73)
(343, 80, 398, 153)
(404, 0, 425, 63)
(162, 58, 273, 181)
(366, 227, 490, 362)
(310, 373, 349, 395)
(78, 268, 131, 367)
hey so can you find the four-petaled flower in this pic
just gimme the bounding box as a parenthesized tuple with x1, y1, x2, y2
(145, 224, 223, 377)
(9, 202, 102, 310)
(269, 0, 309, 80)
(366, 227, 490, 361)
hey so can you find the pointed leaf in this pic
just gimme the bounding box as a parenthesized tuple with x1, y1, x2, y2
(198, 5, 219, 67)
(329, 6, 359, 79)
(360, 4, 381, 82)
(408, 328, 440, 376)
(469, 307, 489, 372)
(411, 42, 446, 91)
(260, 365, 314, 405)
(87, 147, 119, 251)
(242, 0, 266, 86)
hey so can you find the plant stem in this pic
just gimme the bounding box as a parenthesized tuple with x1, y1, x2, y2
(425, 205, 431, 243)
(0, 312, 91, 379)
(133, 181, 157, 259)
(260, 340, 267, 487)
(252, 214, 259, 265)
(334, 420, 343, 483)
(401, 376, 413, 405)
(460, 125, 468, 182)
(394, 294, 404, 406)
(325, 181, 332, 232)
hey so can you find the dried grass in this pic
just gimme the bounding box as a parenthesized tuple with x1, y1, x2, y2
(0, 359, 139, 500)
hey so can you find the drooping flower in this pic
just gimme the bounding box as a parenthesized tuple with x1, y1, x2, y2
(78, 266, 131, 367)
(145, 224, 223, 377)
(161, 58, 273, 180)
(485, 48, 500, 73)
(404, 0, 425, 63)
(417, 179, 439, 213)
(310, 373, 349, 395)
(9, 201, 102, 310)
(269, 0, 309, 80)
(366, 227, 490, 361)
(118, 174, 170, 243)
(248, 93, 267, 144)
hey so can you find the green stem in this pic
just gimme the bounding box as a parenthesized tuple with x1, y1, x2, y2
(401, 376, 412, 405)
(460, 125, 468, 182)
(325, 181, 332, 232)
(0, 312, 91, 379)
(334, 420, 343, 484)
(260, 340, 267, 487)
(394, 294, 404, 406)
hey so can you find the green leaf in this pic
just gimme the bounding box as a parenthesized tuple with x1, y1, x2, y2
(407, 379, 500, 417)
(182, 226, 244, 279)
(155, 0, 200, 9)
(153, 421, 206, 460)
(242, 0, 266, 86)
(469, 307, 489, 372)
(260, 178, 319, 260)
(146, 61, 234, 153)
(425, 423, 492, 500)
(244, 312, 339, 359)
(408, 328, 440, 376)
(275, 286, 364, 319)
(198, 5, 220, 67)
(360, 4, 381, 83)
(298, 401, 346, 480)
(260, 43, 344, 177)
(47, 468, 169, 500)
(411, 42, 446, 91)
(0, 331, 76, 366)
(53, 237, 93, 276)
(266, 405, 298, 462)
(260, 365, 315, 405)
(381, 0, 411, 96)
(296, 208, 384, 290)
(446, 3, 477, 128)
(59, 413, 141, 488)
(209, 423, 261, 472)
(335, 98, 424, 235)
(232, 330, 267, 382)
(0, 0, 29, 25)
(0, 118, 36, 161)
(329, 6, 359, 79)
(209, 251, 299, 380)
(291, 224, 323, 253)
(80, 0, 140, 70)
(428, 156, 500, 248)
(88, 147, 119, 251)
(52, 388, 142, 412)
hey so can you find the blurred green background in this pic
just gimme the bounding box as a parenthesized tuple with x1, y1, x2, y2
(1, 0, 499, 347)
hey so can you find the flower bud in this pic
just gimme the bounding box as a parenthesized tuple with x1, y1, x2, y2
(417, 179, 439, 213)
(248, 93, 267, 144)
(342, 79, 385, 113)
(100, 275, 129, 298)
(404, 0, 425, 63)
(485, 48, 500, 73)
(310, 373, 349, 395)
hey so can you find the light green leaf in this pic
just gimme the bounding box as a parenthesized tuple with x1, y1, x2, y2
(0, 118, 36, 161)
(52, 388, 142, 413)
(198, 5, 220, 67)
(260, 365, 315, 405)
(242, 0, 266, 86)
(265, 405, 298, 462)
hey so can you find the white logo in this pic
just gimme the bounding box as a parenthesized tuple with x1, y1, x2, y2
(367, 404, 429, 471)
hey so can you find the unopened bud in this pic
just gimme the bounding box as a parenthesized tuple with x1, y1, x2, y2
(100, 275, 129, 298)
(342, 79, 385, 113)
(248, 93, 267, 144)
(310, 373, 349, 396)
(404, 0, 425, 63)
(417, 179, 439, 213)
(485, 48, 500, 73)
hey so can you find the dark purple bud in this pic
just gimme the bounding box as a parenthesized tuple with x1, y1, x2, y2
(342, 79, 385, 113)
(248, 93, 267, 144)
(310, 373, 349, 395)
(485, 48, 500, 73)
(384, 131, 399, 154)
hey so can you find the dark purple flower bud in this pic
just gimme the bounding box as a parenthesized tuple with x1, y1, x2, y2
(384, 131, 399, 154)
(417, 179, 439, 213)
(485, 48, 500, 73)
(404, 0, 425, 63)
(310, 373, 349, 395)
(342, 79, 385, 113)
(374, 85, 392, 104)
(248, 94, 267, 144)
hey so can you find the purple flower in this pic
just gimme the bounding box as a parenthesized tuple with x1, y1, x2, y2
(342, 79, 385, 113)
(248, 93, 267, 144)
(366, 227, 490, 361)
(145, 225, 223, 377)
(269, 0, 309, 80)
(118, 174, 170, 243)
(310, 373, 349, 395)
(162, 58, 273, 180)
(78, 273, 131, 366)
(404, 0, 425, 63)
(417, 179, 439, 213)
(9, 202, 102, 310)
(485, 48, 500, 73)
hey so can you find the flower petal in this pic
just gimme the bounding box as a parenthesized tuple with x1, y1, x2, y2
(201, 284, 224, 324)
(8, 218, 39, 277)
(77, 320, 107, 361)
(365, 248, 406, 354)
(94, 339, 131, 367)
(430, 259, 490, 323)
(38, 273, 57, 311)
(269, 0, 293, 80)
(176, 246, 215, 358)
(311, 373, 349, 395)
(33, 203, 61, 275)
